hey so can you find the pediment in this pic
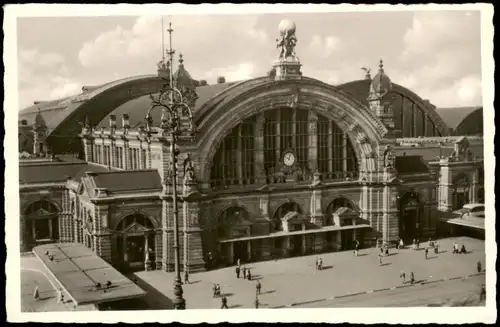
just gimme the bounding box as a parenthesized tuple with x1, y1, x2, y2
(123, 222, 150, 234)
(335, 207, 359, 219)
(281, 211, 306, 222)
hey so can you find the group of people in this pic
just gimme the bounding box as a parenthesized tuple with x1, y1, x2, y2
(453, 242, 468, 254)
(399, 270, 416, 284)
(235, 263, 253, 281)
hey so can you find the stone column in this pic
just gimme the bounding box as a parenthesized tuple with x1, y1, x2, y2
(82, 137, 94, 162)
(182, 199, 207, 272)
(309, 185, 324, 226)
(254, 113, 266, 184)
(307, 111, 318, 173)
(438, 160, 453, 211)
(470, 168, 479, 203)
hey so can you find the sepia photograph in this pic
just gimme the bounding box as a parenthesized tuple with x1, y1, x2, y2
(4, 3, 495, 324)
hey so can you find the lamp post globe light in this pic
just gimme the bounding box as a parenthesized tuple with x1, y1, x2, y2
(144, 21, 195, 310)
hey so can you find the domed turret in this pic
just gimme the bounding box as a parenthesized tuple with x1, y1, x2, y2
(369, 60, 392, 97)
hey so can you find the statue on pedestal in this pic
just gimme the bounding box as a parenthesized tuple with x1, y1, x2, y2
(276, 20, 298, 61)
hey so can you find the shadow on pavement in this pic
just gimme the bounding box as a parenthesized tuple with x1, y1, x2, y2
(321, 266, 333, 270)
(133, 276, 173, 310)
(357, 253, 368, 257)
(229, 304, 242, 308)
(261, 290, 276, 295)
(222, 292, 234, 297)
(381, 262, 392, 267)
(426, 256, 438, 260)
(186, 280, 201, 285)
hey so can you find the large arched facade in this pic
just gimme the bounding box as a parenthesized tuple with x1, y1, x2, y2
(197, 78, 389, 184)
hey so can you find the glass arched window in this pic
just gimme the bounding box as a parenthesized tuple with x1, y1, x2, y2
(216, 207, 248, 239)
(210, 108, 358, 188)
(324, 198, 355, 226)
(116, 214, 154, 231)
(24, 200, 59, 242)
(272, 202, 302, 232)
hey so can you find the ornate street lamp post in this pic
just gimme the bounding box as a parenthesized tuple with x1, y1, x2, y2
(144, 22, 195, 310)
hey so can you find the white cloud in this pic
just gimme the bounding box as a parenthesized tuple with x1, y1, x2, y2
(309, 35, 340, 58)
(395, 11, 482, 107)
(204, 63, 256, 83)
(18, 48, 81, 109)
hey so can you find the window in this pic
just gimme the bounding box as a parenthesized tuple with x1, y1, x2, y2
(210, 109, 358, 188)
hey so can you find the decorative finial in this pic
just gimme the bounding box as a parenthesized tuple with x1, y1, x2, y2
(179, 53, 184, 65)
(379, 59, 384, 72)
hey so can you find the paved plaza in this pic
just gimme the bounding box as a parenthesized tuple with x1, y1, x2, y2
(134, 236, 486, 309)
(20, 254, 95, 312)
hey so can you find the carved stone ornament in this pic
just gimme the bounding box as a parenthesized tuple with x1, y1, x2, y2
(276, 20, 298, 61)
(183, 153, 196, 183)
(383, 145, 395, 168)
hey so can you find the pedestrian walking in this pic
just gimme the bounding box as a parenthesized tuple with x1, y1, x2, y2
(57, 288, 64, 303)
(477, 260, 482, 273)
(221, 295, 229, 309)
(247, 269, 252, 281)
(184, 270, 190, 284)
(428, 238, 433, 248)
(235, 265, 241, 278)
(400, 270, 406, 283)
(315, 257, 319, 270)
(254, 294, 260, 309)
(243, 266, 247, 279)
(453, 242, 458, 254)
(256, 280, 261, 295)
(412, 239, 416, 251)
(379, 253, 383, 266)
(434, 241, 439, 254)
(318, 258, 323, 270)
(399, 238, 404, 250)
(237, 258, 241, 267)
(416, 239, 420, 249)
(33, 286, 40, 301)
(479, 284, 486, 301)
(460, 244, 467, 254)
(424, 247, 429, 259)
(410, 272, 415, 284)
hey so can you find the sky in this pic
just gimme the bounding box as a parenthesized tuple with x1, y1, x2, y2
(16, 10, 483, 110)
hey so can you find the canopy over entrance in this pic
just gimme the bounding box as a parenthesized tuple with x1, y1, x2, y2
(33, 243, 146, 306)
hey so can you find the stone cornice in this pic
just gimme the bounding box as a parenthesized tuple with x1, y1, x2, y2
(396, 136, 483, 145)
(20, 183, 66, 190)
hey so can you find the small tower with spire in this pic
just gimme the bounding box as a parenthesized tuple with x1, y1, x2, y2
(174, 53, 199, 108)
(367, 59, 396, 134)
(32, 108, 49, 156)
(157, 17, 171, 79)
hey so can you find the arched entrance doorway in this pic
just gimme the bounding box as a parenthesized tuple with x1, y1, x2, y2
(24, 200, 60, 248)
(216, 206, 251, 265)
(452, 174, 470, 210)
(272, 202, 303, 257)
(399, 192, 422, 242)
(115, 214, 156, 271)
(324, 197, 357, 251)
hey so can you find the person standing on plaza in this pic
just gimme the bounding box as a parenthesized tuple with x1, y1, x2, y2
(184, 270, 190, 284)
(379, 253, 383, 266)
(412, 239, 416, 251)
(33, 286, 40, 301)
(416, 239, 420, 250)
(243, 266, 247, 279)
(453, 242, 458, 254)
(247, 269, 252, 281)
(221, 295, 229, 309)
(254, 294, 260, 308)
(460, 244, 467, 254)
(479, 284, 486, 301)
(428, 238, 433, 248)
(318, 257, 323, 270)
(315, 257, 319, 270)
(434, 241, 439, 254)
(410, 272, 415, 284)
(477, 260, 482, 273)
(237, 258, 241, 267)
(400, 270, 406, 284)
(424, 247, 429, 259)
(236, 265, 241, 279)
(57, 288, 64, 303)
(399, 238, 404, 250)
(256, 280, 261, 295)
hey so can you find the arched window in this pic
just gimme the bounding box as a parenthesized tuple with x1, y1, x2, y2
(324, 198, 355, 226)
(390, 93, 443, 138)
(272, 202, 302, 232)
(216, 207, 249, 239)
(452, 174, 470, 210)
(116, 214, 154, 231)
(210, 108, 358, 188)
(24, 200, 60, 242)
